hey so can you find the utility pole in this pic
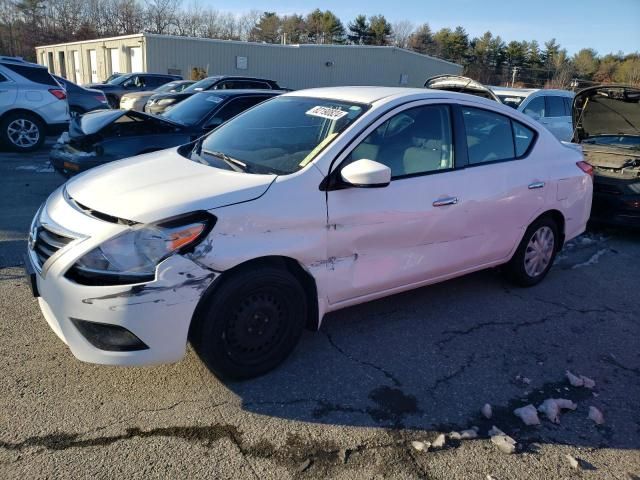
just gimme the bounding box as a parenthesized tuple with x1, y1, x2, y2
(511, 66, 519, 87)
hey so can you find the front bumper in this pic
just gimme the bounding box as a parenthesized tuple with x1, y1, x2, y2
(49, 143, 106, 177)
(26, 188, 218, 366)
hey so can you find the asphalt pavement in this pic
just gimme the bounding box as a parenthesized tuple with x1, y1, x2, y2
(1, 142, 639, 479)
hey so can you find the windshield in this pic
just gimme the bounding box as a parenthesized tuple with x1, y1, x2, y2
(190, 96, 367, 174)
(108, 74, 130, 86)
(185, 77, 219, 93)
(162, 92, 225, 125)
(497, 94, 527, 109)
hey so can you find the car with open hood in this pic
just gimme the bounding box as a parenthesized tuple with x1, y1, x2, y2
(144, 76, 281, 115)
(50, 90, 280, 176)
(572, 84, 640, 227)
(27, 87, 592, 379)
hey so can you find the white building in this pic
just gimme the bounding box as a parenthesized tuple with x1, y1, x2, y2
(36, 33, 462, 89)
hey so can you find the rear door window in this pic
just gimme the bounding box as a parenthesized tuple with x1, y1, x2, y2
(3, 64, 57, 86)
(462, 107, 536, 164)
(523, 96, 545, 117)
(546, 96, 566, 117)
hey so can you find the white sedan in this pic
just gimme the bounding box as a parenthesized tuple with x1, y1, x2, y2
(26, 87, 593, 379)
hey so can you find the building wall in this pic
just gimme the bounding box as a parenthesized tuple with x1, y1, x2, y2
(144, 35, 461, 89)
(35, 34, 145, 84)
(36, 34, 461, 88)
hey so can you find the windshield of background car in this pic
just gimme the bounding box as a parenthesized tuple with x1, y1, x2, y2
(108, 74, 131, 86)
(185, 77, 219, 92)
(193, 96, 367, 174)
(497, 95, 526, 108)
(155, 81, 181, 93)
(162, 92, 225, 125)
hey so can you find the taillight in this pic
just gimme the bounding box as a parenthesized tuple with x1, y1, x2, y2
(576, 161, 593, 178)
(49, 88, 67, 100)
(95, 95, 107, 103)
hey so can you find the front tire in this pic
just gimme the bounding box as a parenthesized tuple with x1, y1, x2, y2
(1, 112, 45, 152)
(190, 266, 307, 380)
(505, 216, 559, 287)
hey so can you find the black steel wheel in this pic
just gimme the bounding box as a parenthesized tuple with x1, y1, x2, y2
(191, 266, 307, 379)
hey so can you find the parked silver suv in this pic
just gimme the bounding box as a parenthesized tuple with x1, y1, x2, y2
(0, 56, 69, 152)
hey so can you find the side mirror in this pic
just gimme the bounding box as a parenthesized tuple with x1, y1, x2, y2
(341, 159, 391, 188)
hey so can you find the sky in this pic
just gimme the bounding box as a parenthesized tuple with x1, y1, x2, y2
(202, 0, 640, 56)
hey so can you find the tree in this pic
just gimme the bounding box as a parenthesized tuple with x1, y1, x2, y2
(305, 9, 344, 44)
(280, 14, 305, 44)
(250, 11, 280, 43)
(573, 48, 599, 79)
(368, 15, 391, 46)
(408, 23, 436, 55)
(145, 0, 181, 34)
(392, 20, 414, 49)
(615, 55, 640, 85)
(347, 14, 369, 45)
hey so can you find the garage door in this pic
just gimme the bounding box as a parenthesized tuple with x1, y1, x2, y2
(72, 50, 81, 83)
(129, 47, 142, 72)
(109, 48, 120, 75)
(88, 49, 98, 83)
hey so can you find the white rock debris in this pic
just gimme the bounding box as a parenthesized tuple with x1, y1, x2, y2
(571, 248, 608, 269)
(515, 374, 531, 385)
(514, 404, 541, 425)
(588, 406, 605, 425)
(538, 398, 577, 424)
(431, 433, 446, 449)
(460, 429, 478, 439)
(411, 440, 430, 452)
(565, 454, 579, 469)
(57, 132, 70, 144)
(486, 476, 497, 480)
(566, 370, 596, 389)
(488, 426, 505, 437)
(481, 403, 493, 419)
(448, 431, 461, 440)
(491, 434, 517, 454)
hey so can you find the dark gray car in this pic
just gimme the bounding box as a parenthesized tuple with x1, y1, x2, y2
(53, 75, 109, 117)
(87, 72, 182, 108)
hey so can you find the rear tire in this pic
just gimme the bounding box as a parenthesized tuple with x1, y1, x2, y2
(504, 216, 559, 287)
(0, 112, 45, 152)
(190, 266, 307, 380)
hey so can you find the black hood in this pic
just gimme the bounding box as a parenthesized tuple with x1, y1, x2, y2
(573, 85, 640, 142)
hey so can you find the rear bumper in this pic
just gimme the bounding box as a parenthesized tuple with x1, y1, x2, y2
(591, 193, 640, 227)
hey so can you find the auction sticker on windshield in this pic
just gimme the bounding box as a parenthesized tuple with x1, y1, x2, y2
(306, 106, 349, 120)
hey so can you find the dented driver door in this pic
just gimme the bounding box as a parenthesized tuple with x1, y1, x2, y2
(325, 102, 476, 305)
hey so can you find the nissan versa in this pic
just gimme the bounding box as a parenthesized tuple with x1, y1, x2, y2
(26, 87, 593, 379)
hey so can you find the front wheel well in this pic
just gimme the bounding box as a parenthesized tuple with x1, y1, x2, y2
(192, 256, 320, 333)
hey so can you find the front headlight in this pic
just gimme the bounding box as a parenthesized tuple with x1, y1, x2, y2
(157, 98, 176, 106)
(67, 212, 215, 285)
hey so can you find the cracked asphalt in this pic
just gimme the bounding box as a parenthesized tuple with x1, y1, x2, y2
(1, 142, 639, 479)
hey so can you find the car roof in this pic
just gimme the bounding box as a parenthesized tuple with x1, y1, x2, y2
(490, 86, 574, 97)
(193, 89, 284, 98)
(200, 75, 275, 82)
(284, 86, 439, 104)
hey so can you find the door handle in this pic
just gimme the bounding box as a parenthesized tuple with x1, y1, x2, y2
(433, 197, 458, 207)
(528, 181, 545, 189)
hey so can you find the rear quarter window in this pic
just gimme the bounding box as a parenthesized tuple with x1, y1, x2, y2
(3, 64, 57, 86)
(546, 96, 566, 117)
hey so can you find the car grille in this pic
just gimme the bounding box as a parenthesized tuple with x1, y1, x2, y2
(32, 225, 74, 268)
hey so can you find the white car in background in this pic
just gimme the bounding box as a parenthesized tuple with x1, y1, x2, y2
(26, 87, 593, 379)
(491, 87, 575, 141)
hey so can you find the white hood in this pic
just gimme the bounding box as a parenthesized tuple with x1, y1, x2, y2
(65, 148, 276, 223)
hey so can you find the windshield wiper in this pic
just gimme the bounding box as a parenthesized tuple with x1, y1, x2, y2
(201, 149, 249, 172)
